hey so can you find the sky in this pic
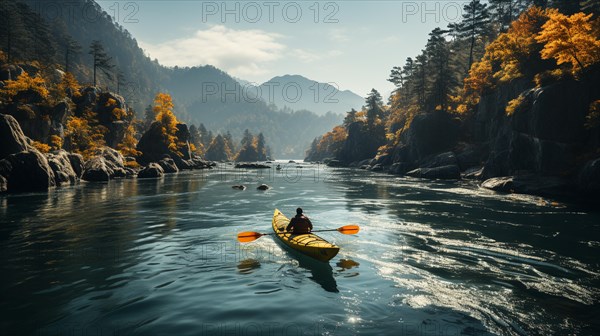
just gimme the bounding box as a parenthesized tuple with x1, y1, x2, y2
(97, 1, 467, 98)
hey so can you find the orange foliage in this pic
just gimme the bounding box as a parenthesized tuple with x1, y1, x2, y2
(64, 110, 107, 159)
(153, 93, 180, 154)
(117, 124, 141, 157)
(53, 72, 81, 100)
(3, 71, 49, 101)
(537, 11, 600, 73)
(505, 95, 526, 116)
(31, 141, 51, 153)
(457, 7, 551, 115)
(50, 135, 62, 151)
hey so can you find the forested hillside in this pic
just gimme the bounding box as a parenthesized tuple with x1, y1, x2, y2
(306, 0, 600, 199)
(0, 0, 343, 158)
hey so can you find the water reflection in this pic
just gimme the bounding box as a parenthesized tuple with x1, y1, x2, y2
(237, 258, 261, 274)
(295, 254, 338, 293)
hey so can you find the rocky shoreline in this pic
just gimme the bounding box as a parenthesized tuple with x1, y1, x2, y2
(0, 113, 215, 193)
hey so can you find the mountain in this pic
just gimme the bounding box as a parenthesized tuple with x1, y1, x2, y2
(7, 0, 343, 158)
(258, 75, 364, 116)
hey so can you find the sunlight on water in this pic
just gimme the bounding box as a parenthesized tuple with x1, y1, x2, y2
(0, 165, 599, 335)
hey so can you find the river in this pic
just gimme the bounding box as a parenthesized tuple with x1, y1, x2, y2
(1, 163, 599, 335)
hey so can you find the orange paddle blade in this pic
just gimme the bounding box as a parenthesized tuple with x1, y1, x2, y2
(237, 232, 264, 243)
(337, 225, 360, 234)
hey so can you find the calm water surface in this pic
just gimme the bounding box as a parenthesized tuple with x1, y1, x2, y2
(1, 163, 599, 335)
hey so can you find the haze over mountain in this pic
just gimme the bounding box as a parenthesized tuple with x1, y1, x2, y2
(256, 75, 364, 116)
(12, 0, 351, 158)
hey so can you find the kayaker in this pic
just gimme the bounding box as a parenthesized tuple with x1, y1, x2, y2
(286, 208, 313, 234)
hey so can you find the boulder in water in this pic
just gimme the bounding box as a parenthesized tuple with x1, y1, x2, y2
(257, 184, 270, 190)
(138, 163, 164, 179)
(1, 150, 56, 192)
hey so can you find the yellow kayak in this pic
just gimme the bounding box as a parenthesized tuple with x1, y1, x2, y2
(272, 209, 340, 262)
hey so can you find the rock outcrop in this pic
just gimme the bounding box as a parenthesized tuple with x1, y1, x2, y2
(138, 163, 164, 179)
(1, 150, 56, 192)
(0, 114, 29, 159)
(158, 157, 179, 173)
(81, 147, 129, 182)
(46, 150, 78, 185)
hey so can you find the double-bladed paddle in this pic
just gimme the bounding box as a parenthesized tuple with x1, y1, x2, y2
(237, 225, 360, 243)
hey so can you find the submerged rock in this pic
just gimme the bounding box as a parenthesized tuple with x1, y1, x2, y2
(481, 175, 571, 198)
(235, 163, 271, 169)
(406, 165, 460, 180)
(257, 184, 270, 190)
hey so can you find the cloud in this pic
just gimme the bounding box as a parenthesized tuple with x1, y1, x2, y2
(139, 25, 285, 76)
(290, 49, 343, 63)
(328, 28, 349, 42)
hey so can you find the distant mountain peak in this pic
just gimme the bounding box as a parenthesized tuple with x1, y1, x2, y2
(254, 74, 364, 116)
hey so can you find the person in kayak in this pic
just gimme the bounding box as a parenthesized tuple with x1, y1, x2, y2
(286, 208, 313, 234)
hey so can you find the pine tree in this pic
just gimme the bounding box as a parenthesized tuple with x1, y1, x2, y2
(365, 89, 384, 127)
(89, 40, 114, 86)
(116, 68, 126, 94)
(414, 54, 428, 109)
(224, 131, 235, 153)
(198, 123, 209, 147)
(343, 108, 358, 127)
(425, 28, 455, 111)
(144, 105, 155, 129)
(459, 0, 491, 69)
(256, 133, 267, 161)
(205, 134, 232, 161)
(64, 36, 81, 74)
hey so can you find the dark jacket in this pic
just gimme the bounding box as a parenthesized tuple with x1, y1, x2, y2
(286, 215, 313, 234)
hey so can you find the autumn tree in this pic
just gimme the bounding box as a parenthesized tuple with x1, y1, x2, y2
(89, 40, 113, 86)
(153, 92, 179, 154)
(536, 10, 600, 74)
(117, 124, 141, 157)
(3, 71, 49, 102)
(64, 109, 107, 159)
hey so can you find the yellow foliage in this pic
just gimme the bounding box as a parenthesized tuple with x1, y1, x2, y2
(112, 107, 127, 120)
(3, 71, 49, 101)
(117, 124, 141, 157)
(506, 95, 525, 116)
(52, 72, 81, 101)
(65, 111, 107, 160)
(105, 98, 117, 107)
(124, 161, 140, 169)
(536, 11, 600, 73)
(534, 68, 569, 87)
(153, 93, 180, 155)
(50, 135, 62, 150)
(31, 141, 51, 153)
